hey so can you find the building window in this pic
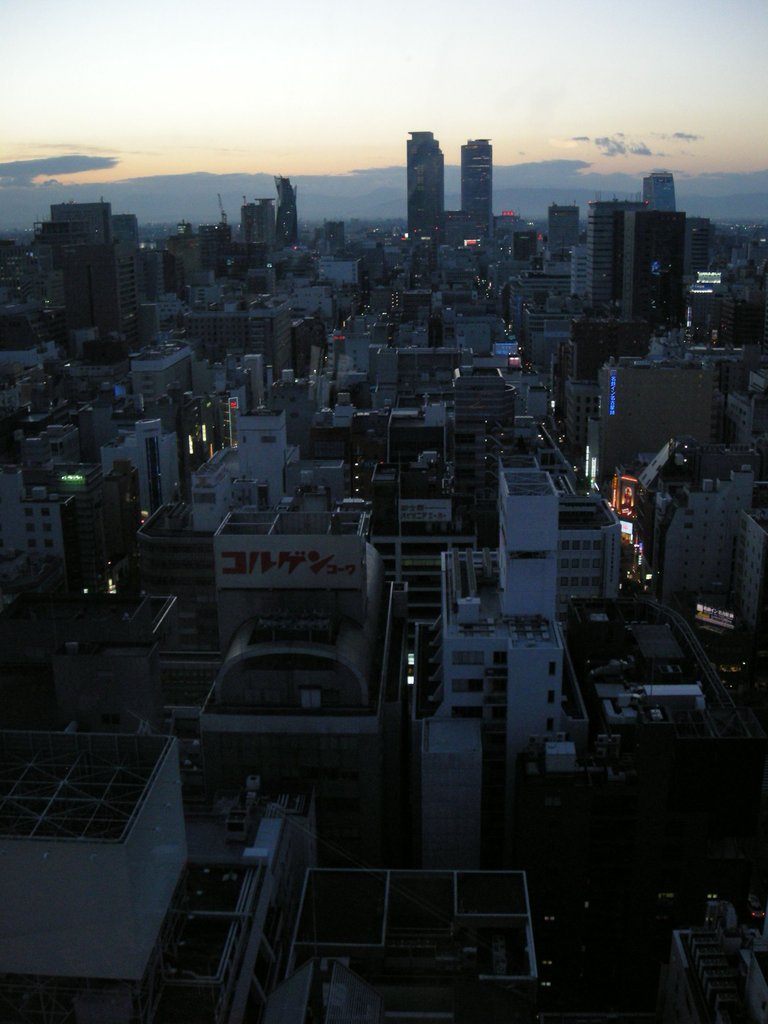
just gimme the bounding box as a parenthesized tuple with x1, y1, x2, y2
(452, 651, 484, 665)
(548, 662, 557, 675)
(300, 687, 321, 708)
(493, 650, 507, 665)
(546, 717, 554, 731)
(452, 678, 483, 693)
(547, 689, 555, 703)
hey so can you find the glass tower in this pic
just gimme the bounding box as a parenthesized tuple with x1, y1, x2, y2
(407, 132, 444, 241)
(274, 177, 298, 247)
(461, 139, 493, 239)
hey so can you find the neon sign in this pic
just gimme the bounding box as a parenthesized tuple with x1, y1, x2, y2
(608, 373, 617, 416)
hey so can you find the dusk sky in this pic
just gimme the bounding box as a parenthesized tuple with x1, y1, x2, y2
(2, 0, 767, 192)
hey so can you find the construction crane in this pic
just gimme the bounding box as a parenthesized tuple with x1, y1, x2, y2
(217, 193, 227, 226)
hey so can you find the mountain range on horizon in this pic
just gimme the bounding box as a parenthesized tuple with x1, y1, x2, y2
(2, 161, 768, 230)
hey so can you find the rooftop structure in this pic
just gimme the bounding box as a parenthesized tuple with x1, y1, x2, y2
(0, 731, 186, 980)
(285, 868, 537, 1019)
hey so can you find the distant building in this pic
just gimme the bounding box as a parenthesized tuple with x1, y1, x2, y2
(684, 216, 712, 276)
(407, 131, 444, 241)
(548, 204, 580, 255)
(586, 199, 644, 309)
(461, 138, 493, 239)
(622, 210, 686, 326)
(50, 199, 114, 244)
(241, 197, 276, 247)
(642, 170, 676, 212)
(274, 176, 298, 247)
(61, 242, 138, 346)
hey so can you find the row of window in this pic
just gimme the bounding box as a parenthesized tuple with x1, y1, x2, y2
(560, 539, 601, 550)
(560, 576, 602, 588)
(560, 558, 601, 568)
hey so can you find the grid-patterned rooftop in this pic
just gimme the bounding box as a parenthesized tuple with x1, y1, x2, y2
(0, 732, 170, 842)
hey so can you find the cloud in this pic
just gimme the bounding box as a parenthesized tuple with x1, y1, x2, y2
(594, 135, 654, 157)
(571, 136, 591, 142)
(653, 131, 702, 143)
(595, 135, 628, 157)
(0, 155, 119, 186)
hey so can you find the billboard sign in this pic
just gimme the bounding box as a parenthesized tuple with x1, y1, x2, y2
(215, 534, 365, 590)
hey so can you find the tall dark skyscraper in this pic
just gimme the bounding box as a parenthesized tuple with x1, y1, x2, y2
(406, 132, 444, 241)
(547, 203, 579, 254)
(274, 176, 298, 247)
(461, 138, 493, 238)
(622, 209, 686, 326)
(242, 198, 275, 247)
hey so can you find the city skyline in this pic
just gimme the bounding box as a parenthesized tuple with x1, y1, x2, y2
(1, 0, 767, 201)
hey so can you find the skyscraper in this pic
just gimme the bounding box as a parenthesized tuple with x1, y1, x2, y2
(274, 176, 298, 247)
(241, 198, 275, 247)
(642, 171, 676, 212)
(586, 199, 644, 308)
(406, 132, 444, 241)
(461, 138, 492, 238)
(621, 209, 686, 326)
(547, 203, 579, 254)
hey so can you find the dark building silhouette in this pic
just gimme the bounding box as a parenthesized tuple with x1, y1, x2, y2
(274, 176, 298, 247)
(50, 200, 113, 244)
(587, 199, 644, 309)
(241, 198, 275, 247)
(548, 204, 580, 255)
(461, 138, 493, 238)
(685, 216, 713, 275)
(407, 131, 444, 241)
(515, 597, 766, 1010)
(323, 219, 345, 253)
(622, 210, 686, 327)
(61, 242, 138, 346)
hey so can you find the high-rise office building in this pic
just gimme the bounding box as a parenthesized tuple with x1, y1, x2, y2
(242, 198, 276, 247)
(684, 216, 712, 275)
(642, 171, 676, 212)
(547, 203, 580, 254)
(274, 177, 298, 247)
(50, 200, 113, 245)
(586, 199, 644, 308)
(407, 132, 444, 241)
(461, 138, 493, 238)
(622, 209, 686, 326)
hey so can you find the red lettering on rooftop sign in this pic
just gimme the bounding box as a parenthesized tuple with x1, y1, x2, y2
(221, 549, 356, 578)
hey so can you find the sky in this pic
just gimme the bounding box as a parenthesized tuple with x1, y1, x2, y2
(1, 0, 768, 194)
